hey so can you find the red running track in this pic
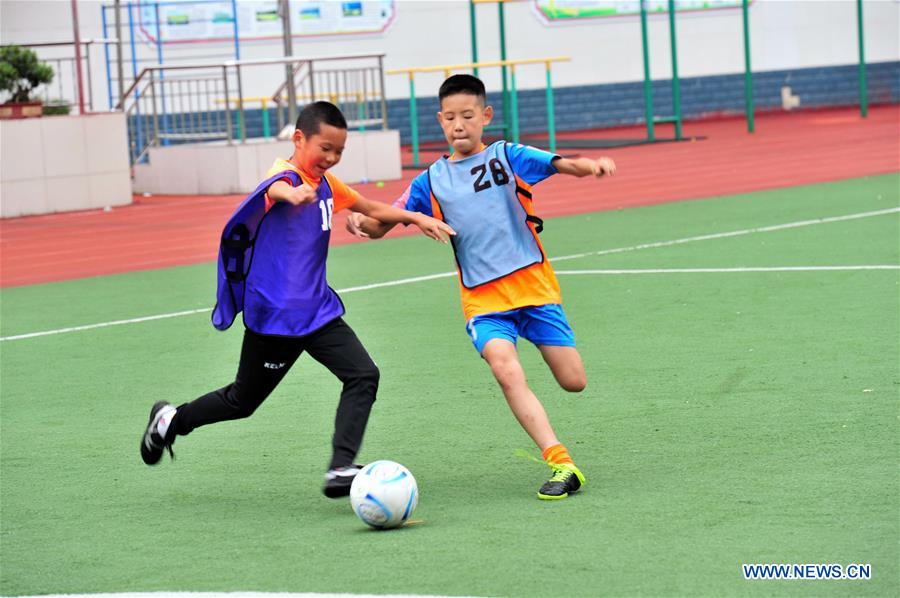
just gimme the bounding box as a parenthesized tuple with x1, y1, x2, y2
(1, 106, 898, 288)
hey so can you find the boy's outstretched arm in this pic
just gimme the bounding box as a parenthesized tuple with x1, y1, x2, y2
(351, 196, 455, 243)
(552, 156, 617, 178)
(268, 180, 318, 205)
(346, 212, 397, 239)
(346, 184, 412, 239)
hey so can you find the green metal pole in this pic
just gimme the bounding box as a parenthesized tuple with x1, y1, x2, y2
(499, 1, 509, 138)
(469, 0, 479, 77)
(408, 74, 420, 168)
(262, 102, 271, 139)
(668, 0, 682, 140)
(742, 0, 755, 133)
(857, 0, 868, 117)
(545, 63, 557, 154)
(510, 65, 520, 143)
(640, 0, 655, 142)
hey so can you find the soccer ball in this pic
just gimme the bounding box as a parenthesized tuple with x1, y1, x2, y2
(350, 460, 418, 529)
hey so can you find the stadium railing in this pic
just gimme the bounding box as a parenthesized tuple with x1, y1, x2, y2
(387, 56, 569, 168)
(116, 53, 387, 166)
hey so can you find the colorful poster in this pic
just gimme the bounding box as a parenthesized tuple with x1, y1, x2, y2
(532, 0, 745, 23)
(136, 0, 395, 44)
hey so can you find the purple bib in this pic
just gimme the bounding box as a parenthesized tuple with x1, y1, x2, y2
(212, 170, 345, 336)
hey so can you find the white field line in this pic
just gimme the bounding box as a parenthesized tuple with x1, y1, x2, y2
(336, 271, 457, 293)
(549, 207, 900, 263)
(0, 308, 213, 342)
(2, 207, 898, 343)
(10, 595, 470, 598)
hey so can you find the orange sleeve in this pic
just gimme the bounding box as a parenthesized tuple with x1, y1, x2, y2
(324, 172, 361, 212)
(263, 174, 297, 213)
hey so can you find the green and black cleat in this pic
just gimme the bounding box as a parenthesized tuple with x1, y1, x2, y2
(538, 463, 586, 500)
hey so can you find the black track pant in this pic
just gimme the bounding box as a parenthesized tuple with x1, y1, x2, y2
(170, 318, 379, 469)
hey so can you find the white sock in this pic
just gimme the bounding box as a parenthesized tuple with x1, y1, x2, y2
(156, 406, 177, 439)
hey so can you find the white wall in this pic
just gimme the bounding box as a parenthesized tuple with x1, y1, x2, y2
(132, 129, 401, 194)
(2, 0, 898, 109)
(0, 112, 132, 217)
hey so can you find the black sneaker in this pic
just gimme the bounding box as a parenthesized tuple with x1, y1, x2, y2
(323, 464, 363, 498)
(140, 401, 176, 465)
(537, 463, 586, 500)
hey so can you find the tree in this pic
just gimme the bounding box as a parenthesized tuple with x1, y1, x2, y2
(0, 46, 54, 104)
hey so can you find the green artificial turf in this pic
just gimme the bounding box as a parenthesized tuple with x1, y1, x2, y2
(1, 174, 897, 597)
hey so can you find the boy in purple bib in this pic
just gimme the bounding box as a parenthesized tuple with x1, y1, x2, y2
(139, 102, 454, 498)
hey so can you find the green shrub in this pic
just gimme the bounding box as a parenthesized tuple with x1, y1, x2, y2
(0, 45, 54, 103)
(42, 101, 71, 116)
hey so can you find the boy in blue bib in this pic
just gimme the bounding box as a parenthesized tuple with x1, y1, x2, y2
(348, 75, 616, 500)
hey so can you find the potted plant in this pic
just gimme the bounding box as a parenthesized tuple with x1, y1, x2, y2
(0, 45, 54, 119)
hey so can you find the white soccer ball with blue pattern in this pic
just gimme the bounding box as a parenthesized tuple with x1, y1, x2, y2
(350, 460, 419, 529)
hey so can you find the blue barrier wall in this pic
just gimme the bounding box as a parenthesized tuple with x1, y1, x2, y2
(139, 61, 899, 147)
(383, 60, 900, 145)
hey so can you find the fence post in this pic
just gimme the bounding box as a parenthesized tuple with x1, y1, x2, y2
(378, 55, 388, 129)
(498, 1, 509, 137)
(70, 0, 86, 114)
(280, 0, 297, 125)
(262, 99, 271, 139)
(236, 64, 246, 142)
(223, 66, 233, 144)
(857, 0, 868, 118)
(149, 69, 159, 146)
(667, 0, 682, 140)
(408, 72, 420, 168)
(85, 42, 95, 111)
(309, 61, 316, 108)
(114, 0, 126, 107)
(742, 0, 755, 133)
(127, 4, 143, 156)
(154, 3, 170, 144)
(640, 0, 655, 142)
(509, 64, 520, 143)
(545, 61, 557, 154)
(469, 0, 479, 77)
(102, 9, 114, 110)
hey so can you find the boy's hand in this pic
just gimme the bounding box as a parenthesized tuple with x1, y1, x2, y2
(412, 214, 455, 244)
(590, 157, 616, 177)
(552, 155, 617, 178)
(345, 212, 370, 238)
(282, 183, 318, 206)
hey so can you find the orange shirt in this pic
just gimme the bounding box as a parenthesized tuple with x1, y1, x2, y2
(458, 258, 561, 321)
(265, 158, 360, 213)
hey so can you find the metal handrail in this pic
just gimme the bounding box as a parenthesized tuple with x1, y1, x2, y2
(269, 61, 308, 105)
(117, 53, 386, 110)
(388, 56, 570, 167)
(386, 56, 569, 76)
(0, 38, 119, 49)
(117, 52, 388, 166)
(1, 38, 120, 113)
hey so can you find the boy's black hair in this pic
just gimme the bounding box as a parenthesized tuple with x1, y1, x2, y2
(438, 74, 486, 105)
(295, 101, 348, 137)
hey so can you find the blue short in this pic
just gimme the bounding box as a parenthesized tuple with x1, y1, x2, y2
(466, 304, 576, 355)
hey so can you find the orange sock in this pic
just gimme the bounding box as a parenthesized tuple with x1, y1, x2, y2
(542, 443, 574, 466)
